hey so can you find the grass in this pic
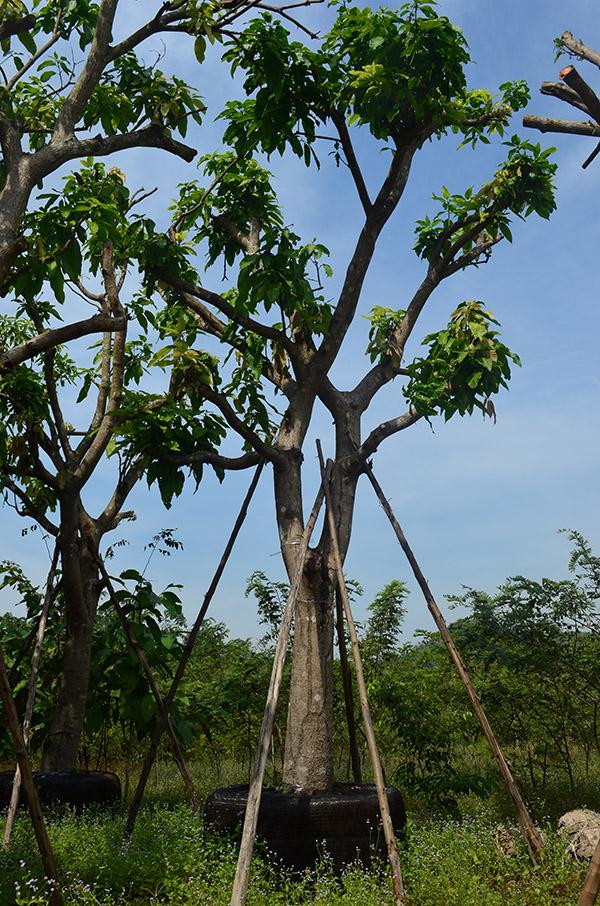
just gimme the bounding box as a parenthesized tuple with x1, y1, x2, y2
(0, 794, 589, 906)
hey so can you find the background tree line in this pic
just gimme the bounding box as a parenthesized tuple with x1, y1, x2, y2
(1, 528, 598, 814)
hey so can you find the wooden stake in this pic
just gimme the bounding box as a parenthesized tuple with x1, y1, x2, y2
(578, 836, 600, 906)
(125, 462, 264, 837)
(3, 546, 59, 850)
(229, 481, 325, 906)
(317, 441, 405, 905)
(364, 462, 544, 862)
(0, 646, 63, 906)
(93, 551, 199, 811)
(335, 590, 362, 784)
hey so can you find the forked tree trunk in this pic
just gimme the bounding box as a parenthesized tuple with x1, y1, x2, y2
(274, 418, 360, 791)
(283, 551, 335, 790)
(41, 506, 101, 772)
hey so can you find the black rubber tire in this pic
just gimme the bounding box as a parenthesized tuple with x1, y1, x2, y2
(0, 771, 121, 811)
(204, 783, 406, 870)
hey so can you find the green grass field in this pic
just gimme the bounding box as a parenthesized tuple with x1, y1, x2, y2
(0, 785, 589, 906)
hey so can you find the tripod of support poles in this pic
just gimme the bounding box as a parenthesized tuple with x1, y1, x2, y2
(3, 449, 598, 906)
(226, 442, 549, 906)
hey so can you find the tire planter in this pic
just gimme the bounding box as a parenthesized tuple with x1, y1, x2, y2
(0, 771, 121, 811)
(204, 783, 406, 871)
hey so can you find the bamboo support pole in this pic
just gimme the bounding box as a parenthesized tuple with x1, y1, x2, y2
(317, 441, 405, 906)
(0, 646, 63, 906)
(229, 481, 325, 906)
(578, 836, 600, 906)
(364, 462, 544, 862)
(93, 551, 199, 811)
(3, 547, 60, 849)
(335, 590, 362, 784)
(125, 462, 264, 837)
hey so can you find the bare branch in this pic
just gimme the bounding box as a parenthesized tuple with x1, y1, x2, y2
(55, 0, 119, 135)
(560, 65, 600, 124)
(540, 81, 588, 114)
(358, 408, 422, 460)
(34, 124, 196, 179)
(561, 31, 600, 70)
(522, 115, 600, 137)
(315, 138, 420, 379)
(74, 245, 127, 488)
(256, 2, 319, 39)
(0, 314, 126, 373)
(96, 459, 144, 534)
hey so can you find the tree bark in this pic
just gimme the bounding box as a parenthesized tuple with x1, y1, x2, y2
(283, 550, 335, 790)
(41, 503, 100, 772)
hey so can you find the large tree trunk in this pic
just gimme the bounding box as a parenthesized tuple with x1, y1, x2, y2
(276, 426, 360, 791)
(283, 550, 335, 790)
(41, 502, 101, 772)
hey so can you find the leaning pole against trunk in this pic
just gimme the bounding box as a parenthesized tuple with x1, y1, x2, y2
(3, 545, 59, 850)
(125, 462, 264, 837)
(364, 462, 544, 863)
(317, 442, 405, 905)
(229, 481, 325, 906)
(0, 645, 63, 906)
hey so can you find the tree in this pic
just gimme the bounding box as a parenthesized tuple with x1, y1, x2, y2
(0, 0, 318, 772)
(119, 2, 556, 791)
(0, 0, 305, 372)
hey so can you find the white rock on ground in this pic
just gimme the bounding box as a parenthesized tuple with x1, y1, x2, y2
(558, 809, 600, 860)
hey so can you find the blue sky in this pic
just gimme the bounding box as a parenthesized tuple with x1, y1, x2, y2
(1, 0, 599, 641)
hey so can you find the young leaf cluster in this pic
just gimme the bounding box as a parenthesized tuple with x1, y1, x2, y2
(404, 301, 520, 420)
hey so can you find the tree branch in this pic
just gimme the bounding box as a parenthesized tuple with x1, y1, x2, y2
(55, 0, 119, 135)
(330, 109, 372, 215)
(200, 382, 281, 463)
(158, 272, 295, 357)
(560, 65, 600, 124)
(315, 138, 420, 379)
(35, 125, 196, 179)
(0, 314, 126, 373)
(107, 4, 192, 61)
(96, 458, 144, 535)
(179, 290, 296, 397)
(357, 408, 422, 460)
(73, 244, 127, 489)
(6, 5, 63, 92)
(0, 475, 59, 536)
(540, 81, 588, 115)
(150, 448, 262, 470)
(561, 31, 600, 71)
(522, 115, 600, 137)
(0, 14, 36, 43)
